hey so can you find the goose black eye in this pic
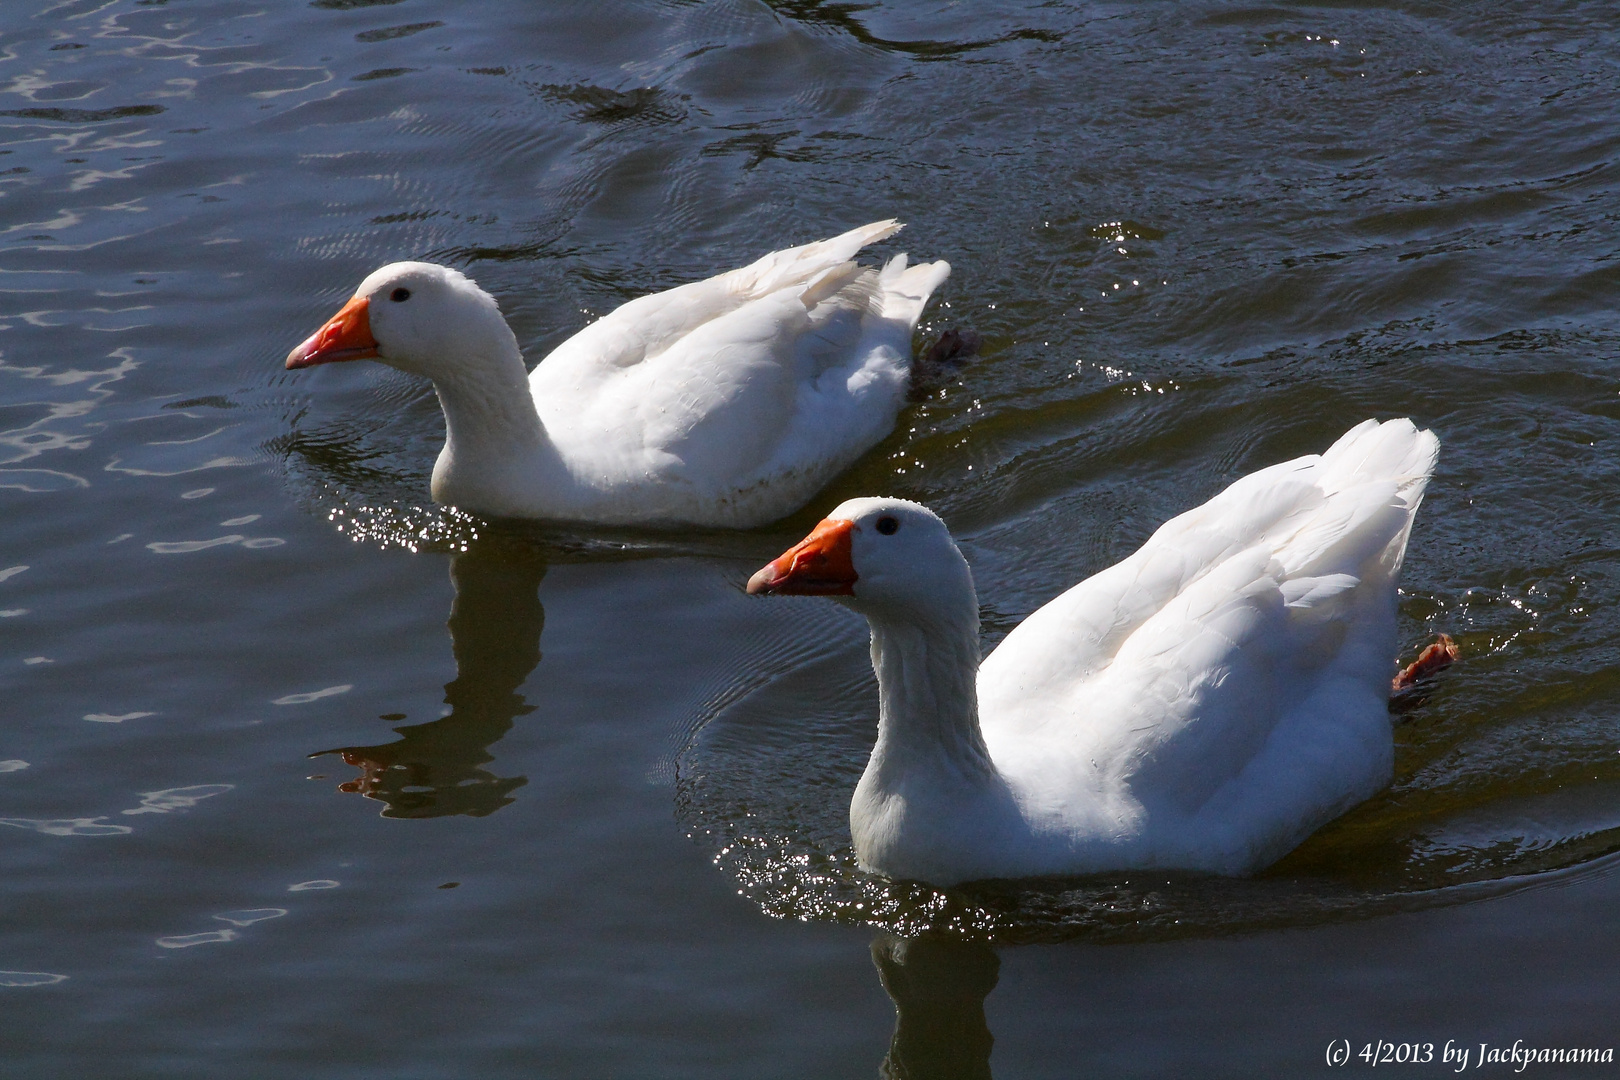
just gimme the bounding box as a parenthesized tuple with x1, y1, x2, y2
(390, 287, 411, 303)
(875, 515, 899, 535)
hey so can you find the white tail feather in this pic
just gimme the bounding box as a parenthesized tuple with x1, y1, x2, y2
(879, 254, 952, 325)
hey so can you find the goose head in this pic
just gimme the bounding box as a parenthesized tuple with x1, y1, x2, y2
(286, 262, 519, 382)
(747, 497, 976, 622)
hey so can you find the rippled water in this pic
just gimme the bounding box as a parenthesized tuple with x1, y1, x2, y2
(3, 1, 1619, 1075)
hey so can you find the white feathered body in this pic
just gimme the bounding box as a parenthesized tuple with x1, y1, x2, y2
(848, 419, 1439, 882)
(456, 221, 948, 527)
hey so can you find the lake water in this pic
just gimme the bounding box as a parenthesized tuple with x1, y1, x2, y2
(3, 1, 1619, 1075)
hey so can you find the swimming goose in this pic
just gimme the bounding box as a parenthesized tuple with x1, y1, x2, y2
(747, 419, 1439, 884)
(286, 221, 950, 527)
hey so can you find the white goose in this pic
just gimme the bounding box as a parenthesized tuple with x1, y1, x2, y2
(286, 221, 949, 528)
(748, 419, 1440, 884)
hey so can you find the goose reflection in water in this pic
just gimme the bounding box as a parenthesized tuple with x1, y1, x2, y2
(314, 541, 545, 818)
(873, 934, 1000, 1080)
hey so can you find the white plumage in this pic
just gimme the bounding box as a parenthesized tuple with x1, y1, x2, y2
(287, 220, 949, 527)
(749, 419, 1440, 885)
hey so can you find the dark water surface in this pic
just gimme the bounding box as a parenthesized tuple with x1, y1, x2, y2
(3, 1, 1619, 1075)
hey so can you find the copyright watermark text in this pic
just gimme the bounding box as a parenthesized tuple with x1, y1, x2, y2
(1325, 1040, 1614, 1072)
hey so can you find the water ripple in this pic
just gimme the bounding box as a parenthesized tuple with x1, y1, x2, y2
(0, 970, 68, 987)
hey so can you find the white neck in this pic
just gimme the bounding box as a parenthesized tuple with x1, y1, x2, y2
(864, 610, 994, 783)
(426, 337, 568, 516)
(850, 594, 1020, 882)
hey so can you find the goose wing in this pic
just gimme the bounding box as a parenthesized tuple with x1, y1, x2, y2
(532, 222, 948, 513)
(977, 419, 1438, 856)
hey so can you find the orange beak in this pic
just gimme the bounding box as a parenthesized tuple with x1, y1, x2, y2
(746, 518, 857, 596)
(286, 295, 379, 370)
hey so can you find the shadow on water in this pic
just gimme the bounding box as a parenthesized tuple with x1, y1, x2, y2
(313, 540, 546, 818)
(763, 1, 1061, 59)
(873, 934, 1001, 1080)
